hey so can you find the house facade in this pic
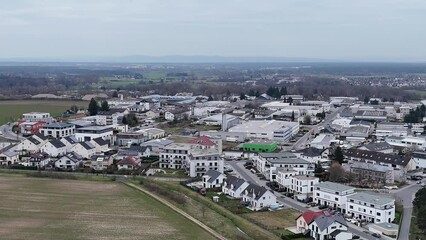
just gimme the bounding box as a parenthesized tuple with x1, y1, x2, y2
(313, 182, 356, 213)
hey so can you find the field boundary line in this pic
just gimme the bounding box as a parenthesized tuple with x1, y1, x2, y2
(120, 180, 228, 240)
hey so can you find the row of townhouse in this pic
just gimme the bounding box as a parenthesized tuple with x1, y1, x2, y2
(204, 172, 277, 211)
(159, 136, 224, 177)
(313, 181, 395, 224)
(344, 148, 416, 182)
(23, 151, 137, 172)
(15, 134, 109, 159)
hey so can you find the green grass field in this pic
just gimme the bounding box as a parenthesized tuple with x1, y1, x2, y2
(0, 100, 88, 124)
(404, 89, 426, 99)
(0, 174, 214, 240)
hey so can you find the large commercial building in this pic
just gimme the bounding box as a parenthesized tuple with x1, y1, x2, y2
(75, 126, 114, 143)
(346, 192, 395, 223)
(228, 120, 299, 142)
(22, 112, 54, 123)
(313, 182, 356, 213)
(39, 123, 75, 138)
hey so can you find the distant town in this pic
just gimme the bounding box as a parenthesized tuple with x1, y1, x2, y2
(0, 63, 426, 240)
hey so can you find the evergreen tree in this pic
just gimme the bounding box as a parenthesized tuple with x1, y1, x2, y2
(288, 97, 293, 105)
(291, 111, 295, 122)
(334, 146, 344, 164)
(100, 101, 110, 111)
(122, 116, 128, 125)
(364, 96, 370, 104)
(280, 86, 287, 96)
(248, 89, 256, 97)
(240, 93, 246, 100)
(112, 91, 118, 98)
(88, 98, 99, 116)
(208, 95, 214, 101)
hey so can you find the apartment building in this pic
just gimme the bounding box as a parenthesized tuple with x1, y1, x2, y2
(39, 122, 75, 138)
(346, 192, 395, 223)
(313, 182, 356, 213)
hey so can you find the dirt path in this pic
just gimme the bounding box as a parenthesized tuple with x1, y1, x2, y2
(120, 180, 228, 240)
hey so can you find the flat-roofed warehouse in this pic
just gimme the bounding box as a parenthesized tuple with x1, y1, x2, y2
(228, 120, 299, 142)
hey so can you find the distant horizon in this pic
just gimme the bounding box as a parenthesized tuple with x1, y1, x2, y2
(1, 55, 426, 64)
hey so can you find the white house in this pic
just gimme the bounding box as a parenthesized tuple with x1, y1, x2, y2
(27, 152, 51, 168)
(117, 156, 141, 170)
(54, 152, 83, 170)
(287, 175, 320, 196)
(411, 151, 426, 169)
(90, 155, 113, 171)
(15, 134, 48, 153)
(0, 150, 19, 165)
(242, 184, 277, 210)
(308, 214, 349, 240)
(296, 210, 329, 234)
(222, 176, 250, 199)
(346, 192, 395, 224)
(70, 142, 96, 159)
(202, 170, 225, 189)
(40, 139, 67, 157)
(313, 181, 356, 213)
(309, 134, 336, 150)
(90, 137, 110, 153)
(60, 136, 78, 152)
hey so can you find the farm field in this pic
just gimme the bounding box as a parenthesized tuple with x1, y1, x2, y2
(0, 174, 214, 240)
(0, 100, 88, 124)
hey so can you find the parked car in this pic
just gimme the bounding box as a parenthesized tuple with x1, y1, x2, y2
(417, 181, 422, 184)
(371, 233, 381, 238)
(318, 205, 328, 210)
(352, 235, 360, 239)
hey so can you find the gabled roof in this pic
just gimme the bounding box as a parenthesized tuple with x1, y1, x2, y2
(27, 136, 41, 145)
(244, 183, 270, 200)
(314, 214, 347, 231)
(189, 136, 216, 146)
(92, 137, 109, 146)
(60, 152, 83, 163)
(345, 148, 411, 167)
(79, 142, 95, 150)
(224, 176, 246, 191)
(297, 147, 325, 157)
(34, 133, 48, 141)
(1, 149, 19, 157)
(63, 136, 78, 145)
(117, 156, 140, 166)
(49, 139, 66, 148)
(299, 210, 331, 225)
(128, 145, 151, 153)
(204, 170, 223, 183)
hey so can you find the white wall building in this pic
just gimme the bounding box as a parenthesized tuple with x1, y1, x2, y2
(228, 120, 299, 142)
(22, 112, 53, 123)
(75, 126, 114, 144)
(313, 182, 356, 213)
(39, 123, 75, 138)
(346, 192, 395, 223)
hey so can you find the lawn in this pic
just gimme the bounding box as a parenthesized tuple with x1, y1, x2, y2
(0, 174, 214, 240)
(0, 100, 88, 124)
(153, 169, 188, 178)
(206, 192, 252, 214)
(144, 180, 280, 240)
(242, 209, 302, 236)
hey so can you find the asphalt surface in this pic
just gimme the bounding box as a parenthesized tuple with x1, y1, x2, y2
(0, 123, 25, 141)
(292, 107, 343, 150)
(394, 178, 425, 240)
(227, 160, 374, 240)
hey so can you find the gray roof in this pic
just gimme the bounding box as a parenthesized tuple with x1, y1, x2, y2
(359, 142, 392, 151)
(314, 214, 347, 231)
(49, 139, 66, 148)
(79, 142, 95, 150)
(348, 192, 394, 205)
(43, 122, 73, 128)
(345, 149, 411, 167)
(297, 147, 325, 157)
(224, 176, 246, 191)
(350, 161, 393, 173)
(59, 152, 83, 163)
(1, 150, 18, 157)
(27, 136, 41, 145)
(205, 170, 222, 183)
(92, 137, 109, 146)
(34, 133, 48, 141)
(315, 181, 355, 192)
(244, 183, 270, 200)
(63, 136, 78, 144)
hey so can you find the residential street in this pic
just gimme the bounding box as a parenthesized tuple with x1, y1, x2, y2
(292, 107, 343, 150)
(227, 160, 374, 240)
(0, 123, 24, 141)
(393, 178, 425, 240)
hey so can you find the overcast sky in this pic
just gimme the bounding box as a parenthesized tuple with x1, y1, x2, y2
(1, 0, 425, 61)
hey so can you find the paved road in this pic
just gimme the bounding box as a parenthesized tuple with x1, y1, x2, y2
(0, 123, 25, 141)
(292, 107, 343, 150)
(227, 160, 373, 240)
(394, 178, 425, 240)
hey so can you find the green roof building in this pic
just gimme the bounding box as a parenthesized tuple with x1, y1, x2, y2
(243, 140, 277, 153)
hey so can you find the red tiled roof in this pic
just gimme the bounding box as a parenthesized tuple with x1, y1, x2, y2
(118, 156, 140, 166)
(189, 136, 216, 146)
(299, 210, 331, 224)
